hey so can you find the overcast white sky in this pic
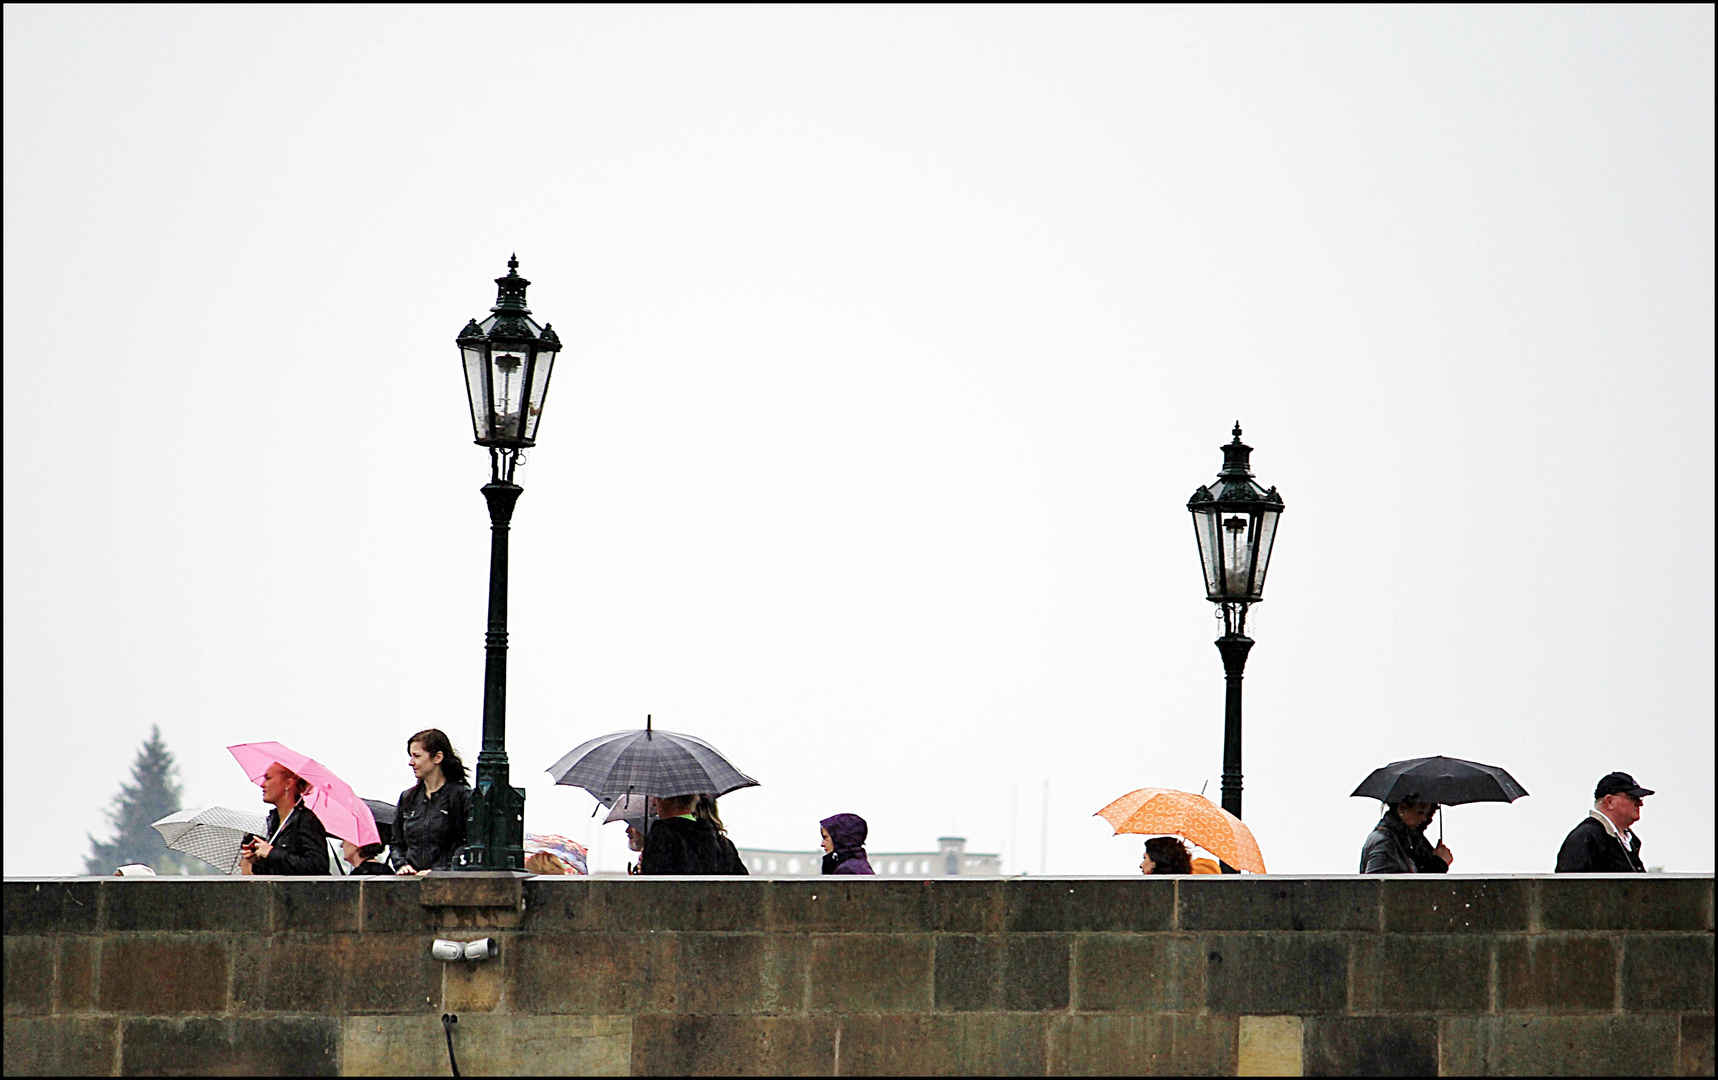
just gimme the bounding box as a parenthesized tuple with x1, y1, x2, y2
(5, 6, 1712, 877)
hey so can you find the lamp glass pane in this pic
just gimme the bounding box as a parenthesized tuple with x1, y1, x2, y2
(522, 348, 555, 443)
(490, 348, 529, 441)
(461, 343, 491, 441)
(1218, 512, 1255, 598)
(1250, 510, 1280, 596)
(1191, 505, 1223, 598)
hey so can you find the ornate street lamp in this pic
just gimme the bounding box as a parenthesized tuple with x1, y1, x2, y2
(454, 255, 562, 870)
(1187, 423, 1284, 835)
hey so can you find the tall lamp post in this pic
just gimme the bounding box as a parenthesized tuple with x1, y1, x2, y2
(454, 255, 562, 870)
(1187, 424, 1284, 844)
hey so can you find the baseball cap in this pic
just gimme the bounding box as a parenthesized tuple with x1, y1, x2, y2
(1594, 772, 1654, 800)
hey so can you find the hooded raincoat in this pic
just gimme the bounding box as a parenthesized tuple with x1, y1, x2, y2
(820, 813, 875, 875)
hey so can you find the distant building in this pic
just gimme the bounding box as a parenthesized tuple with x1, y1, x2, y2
(735, 836, 1003, 877)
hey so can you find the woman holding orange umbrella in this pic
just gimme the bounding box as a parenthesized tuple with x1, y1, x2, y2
(1096, 787, 1265, 874)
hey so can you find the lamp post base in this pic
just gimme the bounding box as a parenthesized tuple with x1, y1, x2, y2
(460, 753, 526, 871)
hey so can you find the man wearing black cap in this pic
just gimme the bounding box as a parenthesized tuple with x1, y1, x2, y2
(1555, 772, 1653, 873)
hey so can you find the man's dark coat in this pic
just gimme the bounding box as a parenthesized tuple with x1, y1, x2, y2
(1555, 815, 1645, 873)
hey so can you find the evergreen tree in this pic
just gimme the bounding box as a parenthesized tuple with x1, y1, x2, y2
(84, 726, 215, 875)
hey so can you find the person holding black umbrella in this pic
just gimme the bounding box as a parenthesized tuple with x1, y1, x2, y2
(1360, 800, 1453, 874)
(1555, 772, 1652, 873)
(1351, 756, 1531, 874)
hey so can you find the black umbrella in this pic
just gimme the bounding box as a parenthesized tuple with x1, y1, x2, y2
(1351, 756, 1528, 805)
(1351, 756, 1528, 844)
(547, 715, 759, 806)
(361, 798, 398, 848)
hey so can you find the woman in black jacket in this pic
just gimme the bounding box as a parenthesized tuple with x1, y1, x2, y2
(391, 728, 471, 874)
(640, 794, 748, 875)
(241, 763, 330, 876)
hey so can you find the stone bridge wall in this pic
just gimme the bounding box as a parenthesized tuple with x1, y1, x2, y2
(3, 874, 1712, 1075)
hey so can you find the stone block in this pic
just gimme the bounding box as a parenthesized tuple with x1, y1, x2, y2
(1005, 879, 1175, 933)
(580, 878, 771, 932)
(1049, 1014, 1237, 1077)
(1439, 1014, 1679, 1076)
(510, 932, 674, 1014)
(1005, 935, 1072, 1012)
(419, 872, 523, 909)
(674, 933, 806, 1015)
(3, 1016, 118, 1076)
(924, 880, 1006, 934)
(1074, 934, 1203, 1013)
(3, 881, 99, 935)
(228, 936, 269, 1014)
(4, 936, 53, 1015)
(119, 1016, 338, 1076)
(358, 877, 431, 933)
(344, 1014, 631, 1076)
(1624, 934, 1714, 1012)
(520, 877, 587, 930)
(96, 937, 229, 1014)
(271, 879, 361, 933)
(57, 937, 98, 1013)
(1202, 933, 1348, 1015)
(1349, 934, 1490, 1013)
(346, 933, 442, 1014)
(935, 936, 998, 1012)
(1238, 1015, 1302, 1077)
(1382, 877, 1530, 933)
(1538, 876, 1712, 932)
(838, 1013, 1048, 1076)
(442, 946, 508, 1012)
(772, 879, 934, 934)
(1498, 936, 1616, 1012)
(254, 934, 355, 1013)
(1303, 1016, 1437, 1077)
(807, 935, 932, 1014)
(1179, 877, 1381, 932)
(104, 879, 270, 933)
(932, 935, 1069, 1013)
(631, 1015, 836, 1076)
(1681, 1014, 1714, 1078)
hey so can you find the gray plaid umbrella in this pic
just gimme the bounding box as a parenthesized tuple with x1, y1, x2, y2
(547, 716, 759, 803)
(151, 807, 268, 875)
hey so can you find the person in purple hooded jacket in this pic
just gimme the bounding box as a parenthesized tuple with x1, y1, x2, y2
(820, 813, 875, 875)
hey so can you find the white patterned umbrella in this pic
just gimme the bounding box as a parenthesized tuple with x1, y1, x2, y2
(151, 807, 267, 874)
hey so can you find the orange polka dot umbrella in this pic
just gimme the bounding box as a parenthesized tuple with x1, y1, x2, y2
(1094, 788, 1267, 874)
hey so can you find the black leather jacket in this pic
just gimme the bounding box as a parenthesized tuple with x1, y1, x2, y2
(1360, 811, 1450, 875)
(390, 782, 470, 871)
(255, 803, 331, 876)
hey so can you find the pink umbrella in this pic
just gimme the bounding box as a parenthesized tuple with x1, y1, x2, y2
(227, 741, 381, 846)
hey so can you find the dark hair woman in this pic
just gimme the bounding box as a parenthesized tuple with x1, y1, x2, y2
(1141, 836, 1193, 875)
(391, 729, 471, 874)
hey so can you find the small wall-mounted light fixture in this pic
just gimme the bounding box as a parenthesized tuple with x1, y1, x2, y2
(463, 938, 498, 961)
(432, 937, 498, 962)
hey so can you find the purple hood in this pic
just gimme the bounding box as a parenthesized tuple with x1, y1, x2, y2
(820, 813, 868, 852)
